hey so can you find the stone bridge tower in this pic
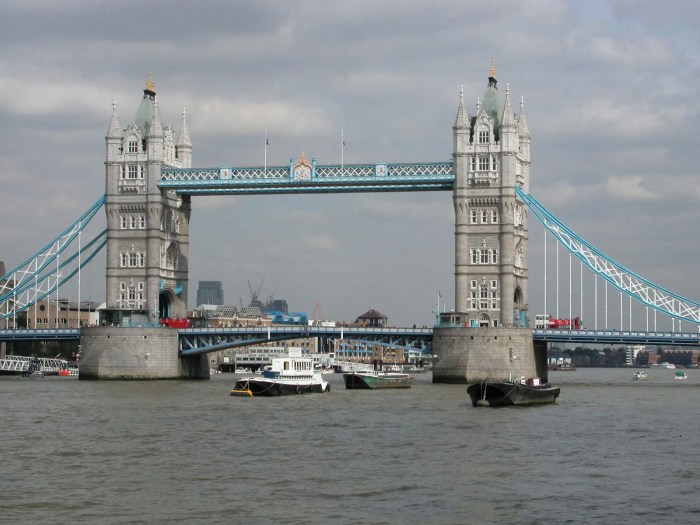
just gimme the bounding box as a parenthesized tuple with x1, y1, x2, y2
(451, 62, 531, 328)
(103, 73, 192, 326)
(433, 64, 542, 384)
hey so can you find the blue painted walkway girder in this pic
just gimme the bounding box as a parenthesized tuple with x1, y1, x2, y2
(159, 161, 455, 195)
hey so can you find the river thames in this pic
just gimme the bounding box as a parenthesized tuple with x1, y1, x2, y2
(1, 367, 698, 524)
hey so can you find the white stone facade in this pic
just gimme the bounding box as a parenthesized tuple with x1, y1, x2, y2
(104, 76, 193, 322)
(452, 69, 531, 328)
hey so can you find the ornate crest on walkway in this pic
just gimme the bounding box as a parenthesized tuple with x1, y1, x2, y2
(293, 152, 312, 181)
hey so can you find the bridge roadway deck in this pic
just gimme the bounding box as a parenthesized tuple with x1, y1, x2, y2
(177, 325, 434, 355)
(1, 327, 698, 348)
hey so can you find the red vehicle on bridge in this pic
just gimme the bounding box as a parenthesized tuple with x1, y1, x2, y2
(535, 314, 581, 330)
(159, 318, 191, 329)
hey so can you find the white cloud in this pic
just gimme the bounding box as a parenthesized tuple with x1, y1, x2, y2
(603, 175, 656, 200)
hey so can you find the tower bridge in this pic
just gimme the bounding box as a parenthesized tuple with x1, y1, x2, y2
(2, 63, 699, 380)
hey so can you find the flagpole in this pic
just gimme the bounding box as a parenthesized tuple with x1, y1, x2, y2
(264, 130, 268, 172)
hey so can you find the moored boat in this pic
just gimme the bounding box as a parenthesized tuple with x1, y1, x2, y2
(633, 371, 648, 381)
(230, 348, 330, 396)
(467, 377, 560, 407)
(674, 370, 687, 380)
(343, 370, 414, 389)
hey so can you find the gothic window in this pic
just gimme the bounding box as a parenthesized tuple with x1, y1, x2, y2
(138, 253, 145, 267)
(139, 165, 145, 178)
(491, 210, 498, 223)
(470, 210, 478, 224)
(470, 280, 477, 289)
(470, 291, 477, 309)
(470, 157, 476, 171)
(480, 287, 489, 309)
(128, 288, 136, 301)
(481, 210, 488, 223)
(491, 249, 499, 264)
(478, 157, 489, 171)
(129, 253, 137, 267)
(119, 165, 125, 179)
(490, 280, 497, 289)
(471, 250, 478, 264)
(120, 253, 127, 267)
(120, 282, 126, 292)
(129, 216, 136, 229)
(128, 139, 138, 153)
(478, 130, 489, 144)
(491, 291, 498, 309)
(139, 215, 146, 229)
(120, 215, 128, 229)
(480, 250, 489, 264)
(128, 165, 137, 179)
(491, 156, 498, 171)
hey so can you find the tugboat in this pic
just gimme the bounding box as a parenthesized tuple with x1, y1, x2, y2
(230, 348, 330, 396)
(467, 376, 560, 407)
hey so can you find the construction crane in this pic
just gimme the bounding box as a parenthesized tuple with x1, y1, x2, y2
(247, 277, 265, 308)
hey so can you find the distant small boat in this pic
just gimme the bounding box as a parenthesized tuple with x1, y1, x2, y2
(58, 365, 79, 377)
(633, 371, 648, 381)
(467, 377, 560, 407)
(674, 370, 687, 380)
(548, 362, 576, 371)
(651, 362, 676, 369)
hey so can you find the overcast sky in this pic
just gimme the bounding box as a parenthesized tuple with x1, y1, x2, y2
(1, 0, 699, 329)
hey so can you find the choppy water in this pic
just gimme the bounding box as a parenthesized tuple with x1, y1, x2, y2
(1, 368, 699, 524)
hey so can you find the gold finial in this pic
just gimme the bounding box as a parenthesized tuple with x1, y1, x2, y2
(145, 70, 155, 92)
(489, 57, 496, 79)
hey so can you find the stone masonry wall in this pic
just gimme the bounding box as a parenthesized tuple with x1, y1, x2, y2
(79, 326, 207, 380)
(432, 327, 538, 384)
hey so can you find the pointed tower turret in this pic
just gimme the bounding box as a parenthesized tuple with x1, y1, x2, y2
(146, 99, 164, 159)
(517, 95, 531, 193)
(105, 97, 122, 162)
(177, 107, 192, 168)
(106, 97, 121, 139)
(517, 95, 531, 140)
(500, 83, 517, 153)
(453, 85, 470, 161)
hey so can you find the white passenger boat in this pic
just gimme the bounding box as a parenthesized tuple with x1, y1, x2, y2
(633, 371, 647, 381)
(230, 348, 330, 396)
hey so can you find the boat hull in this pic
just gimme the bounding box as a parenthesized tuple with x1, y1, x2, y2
(467, 381, 560, 407)
(230, 378, 330, 397)
(343, 372, 413, 389)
